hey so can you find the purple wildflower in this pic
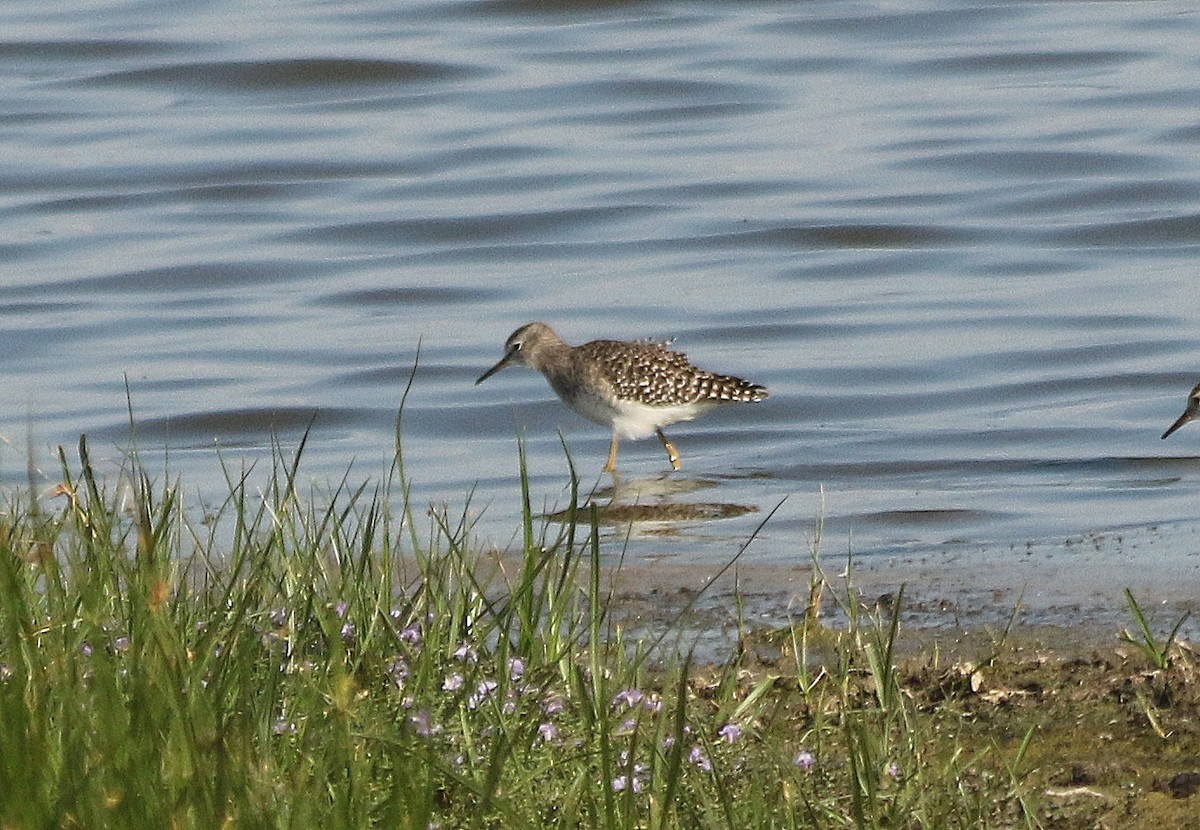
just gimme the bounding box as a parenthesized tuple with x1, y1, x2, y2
(400, 624, 422, 645)
(543, 696, 565, 716)
(689, 745, 712, 772)
(340, 622, 356, 643)
(793, 750, 816, 771)
(468, 679, 499, 709)
(453, 643, 478, 664)
(409, 709, 438, 738)
(387, 657, 409, 687)
(442, 673, 465, 692)
(537, 722, 559, 743)
(718, 722, 742, 744)
(334, 601, 349, 619)
(612, 774, 643, 794)
(508, 656, 526, 680)
(886, 762, 901, 779)
(613, 688, 644, 708)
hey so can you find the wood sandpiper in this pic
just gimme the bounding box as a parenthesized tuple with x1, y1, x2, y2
(1163, 382, 1200, 439)
(476, 322, 768, 472)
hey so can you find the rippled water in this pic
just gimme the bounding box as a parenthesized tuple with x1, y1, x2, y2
(5, 0, 1200, 629)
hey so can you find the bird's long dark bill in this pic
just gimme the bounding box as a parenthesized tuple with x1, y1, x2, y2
(475, 350, 515, 385)
(1162, 409, 1197, 440)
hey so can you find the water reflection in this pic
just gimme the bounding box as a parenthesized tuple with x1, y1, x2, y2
(544, 474, 758, 537)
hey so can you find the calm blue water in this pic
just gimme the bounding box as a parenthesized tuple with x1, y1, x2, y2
(4, 0, 1200, 631)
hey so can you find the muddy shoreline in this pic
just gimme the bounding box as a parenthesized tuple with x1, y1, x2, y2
(594, 543, 1200, 661)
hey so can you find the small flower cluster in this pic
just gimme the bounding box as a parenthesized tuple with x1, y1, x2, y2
(603, 684, 778, 796)
(379, 619, 572, 773)
(612, 749, 648, 793)
(258, 601, 793, 805)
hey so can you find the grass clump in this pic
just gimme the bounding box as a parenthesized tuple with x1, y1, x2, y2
(1120, 588, 1190, 671)
(0, 425, 1054, 829)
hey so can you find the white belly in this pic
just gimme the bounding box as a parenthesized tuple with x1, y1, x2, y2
(564, 390, 710, 440)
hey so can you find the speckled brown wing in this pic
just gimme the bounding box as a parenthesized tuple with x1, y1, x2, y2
(574, 339, 767, 407)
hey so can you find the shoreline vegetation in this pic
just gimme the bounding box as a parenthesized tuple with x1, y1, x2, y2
(2, 422, 1200, 829)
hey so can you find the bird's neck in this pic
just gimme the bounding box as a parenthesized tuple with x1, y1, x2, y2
(526, 340, 573, 375)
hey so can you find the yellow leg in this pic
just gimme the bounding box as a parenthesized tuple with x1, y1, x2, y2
(656, 428, 681, 471)
(603, 434, 620, 473)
